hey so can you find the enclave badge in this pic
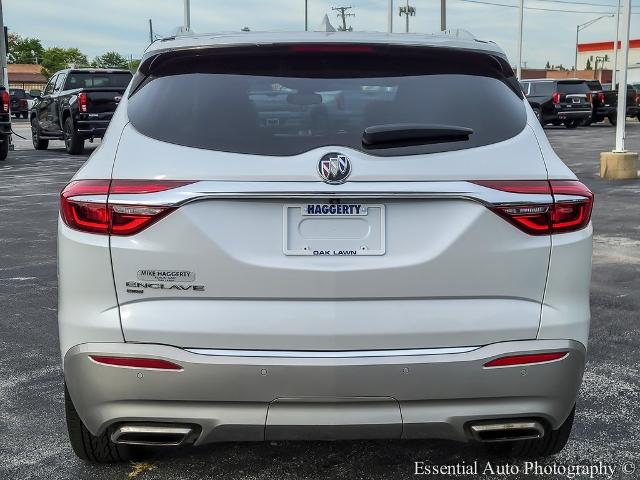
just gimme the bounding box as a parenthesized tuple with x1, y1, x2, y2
(317, 152, 352, 184)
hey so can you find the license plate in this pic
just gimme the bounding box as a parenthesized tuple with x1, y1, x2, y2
(283, 203, 385, 256)
(572, 98, 580, 104)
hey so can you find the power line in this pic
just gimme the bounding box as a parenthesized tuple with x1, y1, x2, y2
(534, 0, 636, 7)
(458, 0, 639, 14)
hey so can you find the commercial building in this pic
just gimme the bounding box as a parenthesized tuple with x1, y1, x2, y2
(576, 39, 640, 84)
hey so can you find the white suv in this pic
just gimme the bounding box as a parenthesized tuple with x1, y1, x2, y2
(59, 32, 593, 462)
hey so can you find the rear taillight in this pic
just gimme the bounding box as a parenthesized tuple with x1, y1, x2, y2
(19, 99, 28, 109)
(484, 352, 568, 368)
(552, 92, 561, 104)
(60, 179, 195, 235)
(77, 92, 88, 113)
(472, 180, 593, 235)
(598, 92, 605, 103)
(1, 90, 9, 112)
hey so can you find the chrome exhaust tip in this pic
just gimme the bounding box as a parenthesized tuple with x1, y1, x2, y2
(469, 420, 545, 442)
(110, 425, 195, 446)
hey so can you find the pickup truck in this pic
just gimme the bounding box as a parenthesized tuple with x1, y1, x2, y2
(600, 83, 640, 125)
(30, 68, 133, 155)
(9, 88, 32, 119)
(583, 80, 617, 126)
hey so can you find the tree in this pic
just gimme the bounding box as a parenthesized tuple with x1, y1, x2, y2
(585, 58, 592, 70)
(7, 33, 44, 64)
(91, 51, 128, 69)
(128, 59, 141, 73)
(545, 60, 551, 69)
(41, 47, 89, 78)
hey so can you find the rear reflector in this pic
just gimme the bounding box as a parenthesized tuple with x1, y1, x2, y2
(89, 355, 182, 370)
(60, 179, 194, 235)
(484, 352, 568, 368)
(472, 180, 593, 235)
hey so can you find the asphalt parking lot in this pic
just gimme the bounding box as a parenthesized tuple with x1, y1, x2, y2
(1, 119, 639, 480)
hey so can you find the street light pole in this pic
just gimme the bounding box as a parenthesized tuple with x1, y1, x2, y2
(388, 0, 393, 33)
(305, 0, 308, 31)
(516, 0, 524, 80)
(615, 0, 631, 152)
(574, 15, 613, 72)
(612, 0, 621, 86)
(441, 0, 446, 31)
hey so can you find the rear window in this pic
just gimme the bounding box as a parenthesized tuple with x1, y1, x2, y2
(557, 81, 589, 94)
(529, 82, 554, 96)
(586, 81, 601, 91)
(128, 45, 526, 157)
(10, 89, 26, 98)
(65, 72, 132, 89)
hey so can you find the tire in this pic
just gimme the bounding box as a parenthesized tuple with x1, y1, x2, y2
(564, 120, 579, 129)
(21, 112, 28, 119)
(63, 117, 84, 155)
(581, 117, 592, 127)
(0, 135, 8, 161)
(65, 384, 136, 463)
(498, 407, 575, 458)
(637, 114, 640, 122)
(31, 117, 49, 150)
(608, 115, 617, 126)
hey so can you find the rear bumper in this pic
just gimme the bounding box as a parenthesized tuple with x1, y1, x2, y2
(75, 119, 109, 137)
(626, 106, 640, 116)
(554, 110, 591, 121)
(64, 339, 585, 444)
(594, 106, 616, 117)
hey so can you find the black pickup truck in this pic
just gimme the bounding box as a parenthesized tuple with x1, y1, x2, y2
(583, 80, 616, 126)
(30, 68, 132, 155)
(601, 83, 640, 125)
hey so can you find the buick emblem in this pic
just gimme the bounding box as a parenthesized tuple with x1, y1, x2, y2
(318, 153, 352, 184)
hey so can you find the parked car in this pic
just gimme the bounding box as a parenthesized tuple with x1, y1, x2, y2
(30, 68, 133, 155)
(520, 79, 591, 128)
(601, 83, 640, 124)
(59, 32, 593, 463)
(9, 88, 31, 119)
(0, 86, 11, 160)
(583, 80, 616, 126)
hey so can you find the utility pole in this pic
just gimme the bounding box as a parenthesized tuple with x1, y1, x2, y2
(388, 0, 393, 33)
(149, 19, 154, 44)
(305, 0, 308, 31)
(184, 0, 191, 31)
(441, 0, 446, 31)
(332, 6, 354, 31)
(612, 0, 621, 87)
(398, 0, 416, 33)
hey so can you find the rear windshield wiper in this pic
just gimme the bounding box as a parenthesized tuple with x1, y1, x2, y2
(362, 123, 473, 149)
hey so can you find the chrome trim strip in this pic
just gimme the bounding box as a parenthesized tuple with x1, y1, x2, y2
(185, 346, 480, 358)
(106, 181, 556, 209)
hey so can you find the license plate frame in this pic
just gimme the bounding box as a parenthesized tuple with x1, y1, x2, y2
(283, 203, 386, 256)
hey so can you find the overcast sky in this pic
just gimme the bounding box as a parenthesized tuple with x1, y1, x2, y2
(4, 0, 639, 68)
